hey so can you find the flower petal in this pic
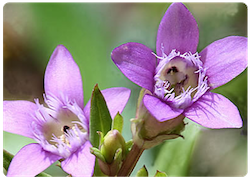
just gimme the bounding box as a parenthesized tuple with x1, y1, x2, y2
(100, 87, 131, 118)
(61, 141, 95, 177)
(143, 94, 184, 122)
(84, 87, 131, 119)
(44, 45, 84, 109)
(156, 3, 199, 56)
(111, 42, 156, 92)
(7, 143, 61, 176)
(184, 92, 243, 129)
(3, 100, 37, 138)
(200, 36, 247, 90)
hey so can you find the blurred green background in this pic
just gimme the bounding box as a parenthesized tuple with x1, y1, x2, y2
(3, 2, 247, 176)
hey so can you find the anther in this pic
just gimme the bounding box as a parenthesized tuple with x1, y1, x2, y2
(63, 125, 70, 133)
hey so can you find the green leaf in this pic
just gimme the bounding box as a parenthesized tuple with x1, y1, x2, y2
(36, 172, 52, 177)
(97, 131, 104, 146)
(89, 84, 113, 176)
(90, 147, 106, 162)
(89, 84, 112, 148)
(125, 140, 134, 155)
(3, 149, 13, 173)
(113, 148, 123, 162)
(3, 168, 7, 175)
(112, 112, 124, 133)
(154, 170, 167, 177)
(136, 165, 148, 177)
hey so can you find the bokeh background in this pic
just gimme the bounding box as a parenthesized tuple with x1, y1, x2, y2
(3, 2, 247, 176)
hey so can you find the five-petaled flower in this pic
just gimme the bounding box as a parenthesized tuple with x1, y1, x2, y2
(111, 3, 247, 129)
(3, 45, 131, 176)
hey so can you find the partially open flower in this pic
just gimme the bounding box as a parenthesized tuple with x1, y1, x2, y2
(111, 3, 247, 129)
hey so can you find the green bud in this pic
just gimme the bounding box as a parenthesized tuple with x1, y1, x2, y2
(132, 88, 185, 149)
(100, 129, 126, 164)
(97, 130, 126, 176)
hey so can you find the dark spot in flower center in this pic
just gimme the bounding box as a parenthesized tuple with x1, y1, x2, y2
(63, 125, 70, 133)
(167, 66, 178, 74)
(174, 75, 188, 95)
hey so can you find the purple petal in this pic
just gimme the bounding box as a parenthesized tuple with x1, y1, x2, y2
(84, 87, 131, 119)
(156, 3, 199, 56)
(7, 143, 61, 176)
(184, 92, 243, 129)
(44, 45, 84, 109)
(100, 87, 131, 118)
(200, 36, 247, 90)
(61, 141, 95, 177)
(3, 100, 37, 138)
(83, 100, 91, 122)
(111, 42, 156, 92)
(143, 94, 184, 122)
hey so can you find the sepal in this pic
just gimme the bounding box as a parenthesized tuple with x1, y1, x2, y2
(132, 88, 185, 149)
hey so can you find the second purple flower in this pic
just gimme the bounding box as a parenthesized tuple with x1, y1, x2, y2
(111, 3, 247, 129)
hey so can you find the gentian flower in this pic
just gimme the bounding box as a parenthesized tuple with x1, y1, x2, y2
(3, 45, 131, 176)
(111, 3, 247, 129)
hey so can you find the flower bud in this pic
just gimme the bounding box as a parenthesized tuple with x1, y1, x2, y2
(97, 129, 126, 176)
(100, 129, 126, 163)
(131, 88, 185, 149)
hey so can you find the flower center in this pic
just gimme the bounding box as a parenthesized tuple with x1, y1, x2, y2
(158, 57, 198, 97)
(153, 49, 209, 109)
(31, 94, 88, 158)
(42, 108, 86, 147)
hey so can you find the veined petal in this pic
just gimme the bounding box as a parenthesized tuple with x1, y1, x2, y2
(7, 143, 61, 176)
(200, 36, 247, 90)
(184, 92, 243, 129)
(3, 100, 36, 138)
(111, 42, 156, 92)
(44, 45, 84, 109)
(156, 3, 199, 56)
(143, 94, 184, 122)
(61, 141, 95, 177)
(84, 87, 131, 119)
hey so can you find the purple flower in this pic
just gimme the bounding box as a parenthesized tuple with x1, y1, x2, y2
(3, 45, 131, 176)
(111, 3, 247, 129)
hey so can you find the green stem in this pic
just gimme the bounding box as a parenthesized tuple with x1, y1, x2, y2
(117, 144, 144, 177)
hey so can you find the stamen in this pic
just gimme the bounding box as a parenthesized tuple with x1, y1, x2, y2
(153, 45, 209, 109)
(31, 94, 88, 158)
